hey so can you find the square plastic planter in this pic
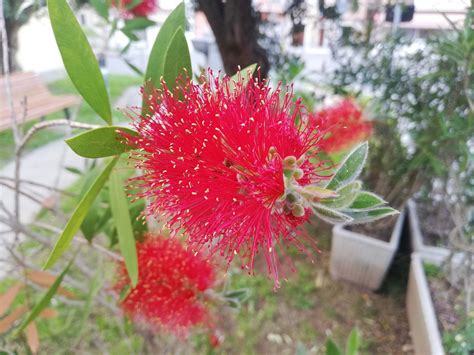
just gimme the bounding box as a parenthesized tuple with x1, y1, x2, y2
(407, 199, 464, 273)
(329, 208, 405, 290)
(406, 253, 445, 355)
(407, 199, 450, 264)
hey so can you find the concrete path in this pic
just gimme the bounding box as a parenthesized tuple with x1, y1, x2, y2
(0, 86, 140, 275)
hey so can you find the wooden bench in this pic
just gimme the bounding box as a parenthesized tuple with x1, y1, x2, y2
(0, 72, 81, 131)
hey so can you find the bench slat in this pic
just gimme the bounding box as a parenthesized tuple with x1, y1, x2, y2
(0, 72, 81, 131)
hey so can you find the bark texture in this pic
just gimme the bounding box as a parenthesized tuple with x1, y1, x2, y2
(197, 0, 270, 78)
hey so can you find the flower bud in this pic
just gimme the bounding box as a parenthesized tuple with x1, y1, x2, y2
(285, 192, 298, 203)
(291, 203, 305, 217)
(283, 156, 297, 167)
(293, 168, 304, 180)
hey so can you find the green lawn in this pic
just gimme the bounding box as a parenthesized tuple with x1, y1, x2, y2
(0, 75, 142, 167)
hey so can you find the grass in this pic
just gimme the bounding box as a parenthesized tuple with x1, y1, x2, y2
(0, 75, 142, 167)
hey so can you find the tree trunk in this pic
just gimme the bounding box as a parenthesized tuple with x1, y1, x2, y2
(0, 18, 21, 74)
(6, 18, 20, 72)
(197, 0, 270, 78)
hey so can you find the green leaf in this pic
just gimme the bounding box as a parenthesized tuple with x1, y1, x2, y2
(162, 28, 192, 88)
(223, 289, 250, 303)
(124, 60, 144, 77)
(121, 29, 139, 42)
(229, 63, 257, 92)
(349, 191, 386, 210)
(326, 142, 368, 190)
(126, 0, 142, 10)
(346, 328, 361, 355)
(143, 2, 185, 105)
(89, 0, 109, 20)
(109, 171, 139, 286)
(15, 261, 73, 335)
(65, 127, 138, 158)
(48, 0, 112, 124)
(311, 204, 353, 224)
(44, 157, 118, 269)
(320, 181, 362, 209)
(326, 338, 343, 355)
(80, 200, 101, 241)
(122, 17, 155, 32)
(343, 207, 399, 224)
(65, 166, 82, 175)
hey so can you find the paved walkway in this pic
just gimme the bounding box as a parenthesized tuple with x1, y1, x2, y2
(0, 86, 140, 275)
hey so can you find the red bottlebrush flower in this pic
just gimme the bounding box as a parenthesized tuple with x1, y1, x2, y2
(311, 99, 372, 154)
(126, 72, 332, 288)
(114, 235, 215, 336)
(114, 0, 158, 17)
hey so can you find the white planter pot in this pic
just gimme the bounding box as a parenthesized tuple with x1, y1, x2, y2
(407, 199, 464, 279)
(406, 253, 445, 355)
(329, 208, 405, 290)
(407, 199, 450, 264)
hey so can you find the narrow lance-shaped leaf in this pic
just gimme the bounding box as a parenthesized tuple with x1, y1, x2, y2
(89, 0, 109, 20)
(124, 60, 144, 77)
(311, 204, 353, 224)
(43, 157, 118, 269)
(319, 181, 362, 209)
(326, 338, 343, 355)
(343, 207, 399, 224)
(25, 321, 40, 354)
(49, 0, 112, 124)
(109, 171, 139, 286)
(143, 2, 185, 113)
(65, 127, 138, 159)
(229, 63, 257, 92)
(346, 328, 361, 355)
(326, 142, 368, 190)
(25, 270, 76, 299)
(122, 18, 156, 32)
(162, 28, 192, 90)
(0, 283, 24, 316)
(15, 261, 73, 335)
(0, 306, 28, 334)
(349, 191, 387, 210)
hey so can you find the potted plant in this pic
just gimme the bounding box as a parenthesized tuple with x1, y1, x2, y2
(308, 97, 403, 290)
(407, 204, 473, 354)
(325, 7, 473, 289)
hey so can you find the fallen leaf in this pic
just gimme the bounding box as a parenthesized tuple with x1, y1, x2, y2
(25, 321, 40, 354)
(39, 308, 59, 319)
(0, 283, 24, 316)
(26, 270, 76, 299)
(0, 306, 28, 333)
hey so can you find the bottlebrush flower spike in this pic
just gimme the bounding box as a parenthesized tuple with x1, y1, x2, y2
(114, 235, 215, 336)
(311, 99, 372, 154)
(125, 72, 333, 288)
(114, 0, 158, 17)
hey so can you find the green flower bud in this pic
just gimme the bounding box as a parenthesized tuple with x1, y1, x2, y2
(283, 156, 297, 167)
(293, 168, 304, 180)
(292, 203, 305, 217)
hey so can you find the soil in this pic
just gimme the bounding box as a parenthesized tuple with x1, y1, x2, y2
(427, 274, 464, 336)
(415, 198, 455, 248)
(214, 224, 414, 354)
(347, 215, 398, 243)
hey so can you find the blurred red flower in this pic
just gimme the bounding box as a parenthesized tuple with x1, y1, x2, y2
(115, 0, 158, 17)
(126, 72, 331, 287)
(114, 235, 215, 336)
(311, 99, 372, 153)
